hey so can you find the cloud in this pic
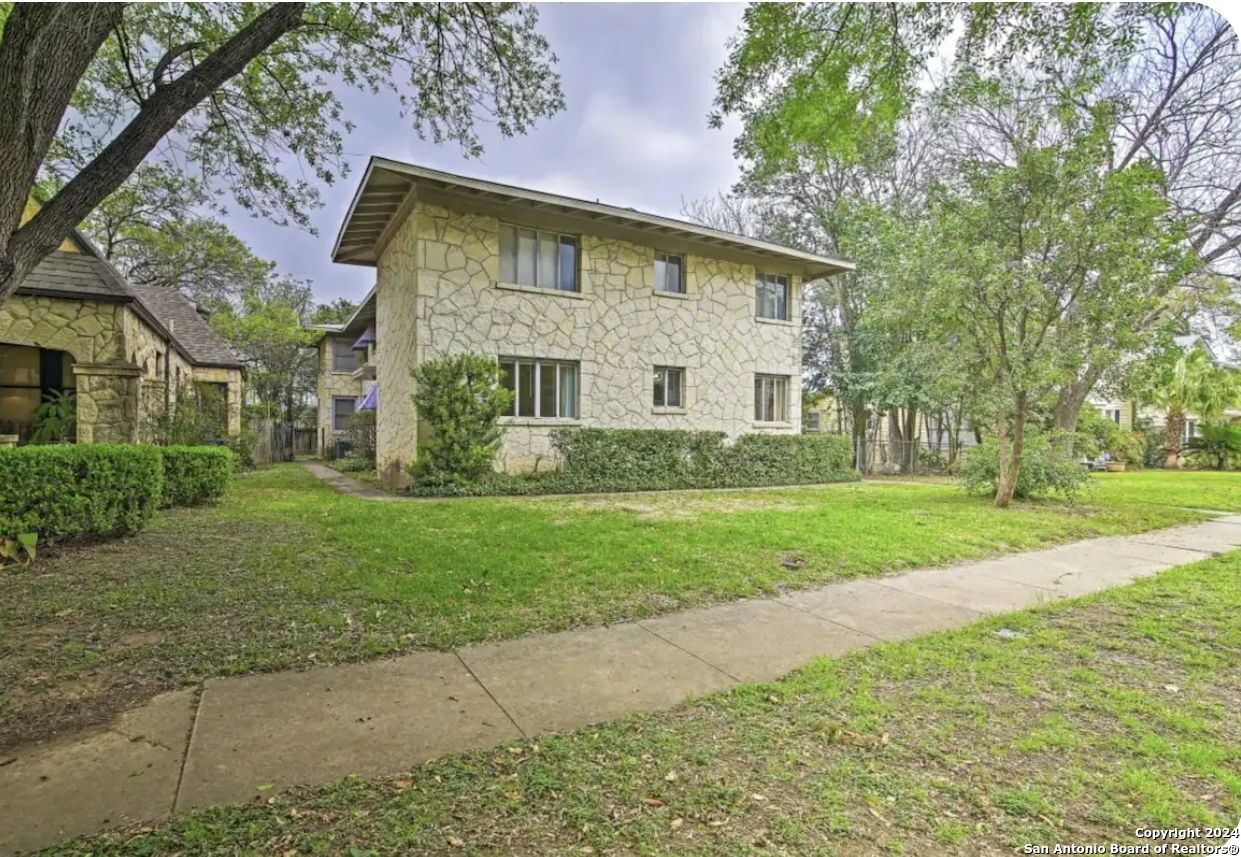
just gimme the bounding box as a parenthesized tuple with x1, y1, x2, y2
(577, 93, 701, 171)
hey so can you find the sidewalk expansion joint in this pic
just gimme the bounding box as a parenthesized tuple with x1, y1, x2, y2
(170, 684, 205, 815)
(454, 651, 528, 740)
(635, 623, 742, 684)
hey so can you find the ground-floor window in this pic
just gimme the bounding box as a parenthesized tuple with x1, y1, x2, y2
(499, 357, 579, 419)
(0, 343, 76, 441)
(1101, 407, 1121, 424)
(1184, 419, 1197, 441)
(653, 366, 684, 408)
(754, 374, 789, 422)
(332, 396, 355, 431)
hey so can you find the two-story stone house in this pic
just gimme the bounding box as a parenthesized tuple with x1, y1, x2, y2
(319, 159, 853, 487)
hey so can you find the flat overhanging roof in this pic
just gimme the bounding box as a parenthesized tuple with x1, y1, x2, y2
(332, 157, 854, 281)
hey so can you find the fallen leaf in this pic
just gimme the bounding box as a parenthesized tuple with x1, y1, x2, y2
(644, 798, 665, 808)
(670, 818, 684, 830)
(447, 836, 465, 848)
(392, 779, 413, 790)
(664, 771, 678, 782)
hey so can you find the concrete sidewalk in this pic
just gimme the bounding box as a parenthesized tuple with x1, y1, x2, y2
(3, 517, 1239, 855)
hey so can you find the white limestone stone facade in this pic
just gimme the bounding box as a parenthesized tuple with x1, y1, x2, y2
(370, 201, 802, 486)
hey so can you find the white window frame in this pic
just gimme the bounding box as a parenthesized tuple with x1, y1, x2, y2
(654, 252, 686, 294)
(331, 338, 359, 373)
(756, 273, 790, 321)
(500, 357, 580, 419)
(653, 366, 684, 409)
(1184, 419, 1197, 441)
(754, 374, 789, 422)
(498, 223, 580, 292)
(332, 396, 355, 431)
(1101, 407, 1121, 424)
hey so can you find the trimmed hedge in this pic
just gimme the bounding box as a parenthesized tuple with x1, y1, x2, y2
(408, 428, 855, 496)
(159, 445, 235, 507)
(0, 444, 164, 543)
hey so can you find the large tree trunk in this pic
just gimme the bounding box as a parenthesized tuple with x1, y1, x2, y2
(1053, 366, 1102, 454)
(902, 406, 918, 473)
(0, 3, 306, 304)
(994, 393, 1028, 508)
(851, 401, 869, 473)
(1164, 406, 1185, 468)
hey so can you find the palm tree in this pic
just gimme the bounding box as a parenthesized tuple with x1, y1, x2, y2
(1154, 346, 1241, 468)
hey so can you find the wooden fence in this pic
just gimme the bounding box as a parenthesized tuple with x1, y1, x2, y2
(248, 418, 296, 465)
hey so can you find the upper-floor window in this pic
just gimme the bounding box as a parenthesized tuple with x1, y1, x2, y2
(332, 338, 359, 373)
(754, 374, 789, 422)
(499, 224, 579, 292)
(653, 366, 684, 408)
(499, 357, 579, 419)
(756, 273, 790, 321)
(654, 252, 685, 294)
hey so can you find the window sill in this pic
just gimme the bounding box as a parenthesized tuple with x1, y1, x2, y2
(753, 421, 794, 429)
(496, 281, 587, 300)
(653, 289, 691, 300)
(652, 406, 687, 415)
(755, 316, 797, 327)
(500, 417, 582, 428)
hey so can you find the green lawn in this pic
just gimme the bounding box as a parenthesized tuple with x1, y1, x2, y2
(42, 548, 1241, 856)
(0, 465, 1224, 750)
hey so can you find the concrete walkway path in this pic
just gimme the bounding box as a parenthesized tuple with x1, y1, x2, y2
(3, 517, 1240, 855)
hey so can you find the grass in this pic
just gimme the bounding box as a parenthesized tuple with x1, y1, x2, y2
(41, 547, 1241, 855)
(0, 464, 1222, 751)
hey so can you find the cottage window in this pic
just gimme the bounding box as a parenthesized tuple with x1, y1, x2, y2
(756, 273, 790, 321)
(754, 374, 789, 422)
(332, 338, 359, 373)
(1101, 407, 1121, 424)
(499, 357, 579, 418)
(499, 224, 579, 292)
(654, 253, 685, 294)
(653, 366, 684, 408)
(333, 396, 356, 431)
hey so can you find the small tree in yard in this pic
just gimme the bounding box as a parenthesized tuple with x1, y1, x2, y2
(411, 354, 512, 484)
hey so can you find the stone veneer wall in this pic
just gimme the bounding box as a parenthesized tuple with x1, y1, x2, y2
(191, 366, 243, 436)
(317, 336, 364, 456)
(371, 201, 802, 484)
(1, 294, 242, 443)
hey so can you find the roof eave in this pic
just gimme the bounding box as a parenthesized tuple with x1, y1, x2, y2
(332, 158, 855, 278)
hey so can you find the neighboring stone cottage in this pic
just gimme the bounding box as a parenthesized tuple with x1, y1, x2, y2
(0, 213, 244, 444)
(319, 159, 852, 487)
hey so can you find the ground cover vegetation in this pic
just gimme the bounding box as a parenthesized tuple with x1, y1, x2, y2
(40, 545, 1241, 856)
(0, 464, 1220, 752)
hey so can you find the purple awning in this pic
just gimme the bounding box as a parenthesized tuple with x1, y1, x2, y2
(352, 325, 375, 350)
(358, 385, 377, 410)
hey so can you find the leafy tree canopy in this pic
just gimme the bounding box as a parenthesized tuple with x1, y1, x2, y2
(0, 3, 562, 301)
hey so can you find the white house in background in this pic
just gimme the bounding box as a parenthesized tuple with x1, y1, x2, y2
(313, 158, 853, 486)
(1087, 334, 1241, 440)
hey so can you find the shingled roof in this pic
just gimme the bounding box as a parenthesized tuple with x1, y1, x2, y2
(21, 250, 133, 301)
(128, 283, 244, 368)
(15, 231, 243, 370)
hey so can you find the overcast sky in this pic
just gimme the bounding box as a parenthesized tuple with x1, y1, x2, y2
(220, 3, 745, 306)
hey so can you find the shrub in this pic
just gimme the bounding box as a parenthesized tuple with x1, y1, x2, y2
(344, 409, 377, 464)
(958, 432, 1088, 500)
(1185, 423, 1241, 470)
(408, 429, 856, 496)
(159, 446, 235, 507)
(0, 445, 164, 544)
(335, 456, 374, 473)
(410, 354, 512, 484)
(1106, 429, 1144, 466)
